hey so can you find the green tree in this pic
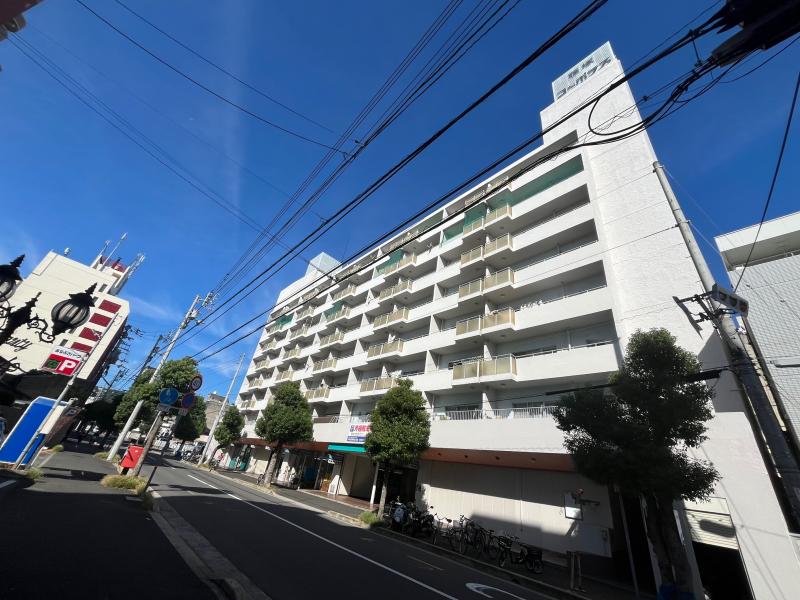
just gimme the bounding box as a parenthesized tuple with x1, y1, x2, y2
(113, 359, 200, 431)
(255, 382, 313, 485)
(553, 328, 718, 594)
(213, 406, 244, 456)
(364, 379, 430, 517)
(174, 395, 207, 451)
(85, 392, 124, 433)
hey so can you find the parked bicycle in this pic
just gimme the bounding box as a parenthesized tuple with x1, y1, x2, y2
(460, 519, 499, 559)
(497, 534, 543, 573)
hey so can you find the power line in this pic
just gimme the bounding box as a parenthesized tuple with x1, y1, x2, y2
(733, 72, 799, 292)
(73, 0, 343, 153)
(111, 0, 336, 135)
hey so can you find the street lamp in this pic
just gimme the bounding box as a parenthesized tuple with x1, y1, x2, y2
(0, 254, 97, 349)
(0, 255, 24, 302)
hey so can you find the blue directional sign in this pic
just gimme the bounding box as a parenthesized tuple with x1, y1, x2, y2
(181, 393, 195, 409)
(159, 387, 179, 405)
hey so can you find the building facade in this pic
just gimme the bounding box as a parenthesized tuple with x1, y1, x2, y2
(0, 249, 138, 402)
(715, 212, 800, 452)
(234, 44, 800, 597)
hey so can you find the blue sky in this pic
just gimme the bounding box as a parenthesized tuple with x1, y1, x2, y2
(2, 1, 798, 397)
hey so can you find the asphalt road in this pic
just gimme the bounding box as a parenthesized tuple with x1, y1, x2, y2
(151, 460, 556, 600)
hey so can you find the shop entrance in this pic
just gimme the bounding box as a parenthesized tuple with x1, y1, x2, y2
(375, 464, 418, 505)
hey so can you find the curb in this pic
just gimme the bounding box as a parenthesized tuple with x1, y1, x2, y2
(373, 527, 591, 600)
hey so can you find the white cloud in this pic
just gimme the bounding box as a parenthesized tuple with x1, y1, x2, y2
(126, 294, 183, 323)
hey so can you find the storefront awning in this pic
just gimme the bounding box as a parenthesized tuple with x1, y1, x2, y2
(327, 443, 367, 454)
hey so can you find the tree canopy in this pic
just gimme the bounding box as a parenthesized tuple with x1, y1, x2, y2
(84, 392, 124, 432)
(174, 395, 206, 442)
(364, 379, 430, 468)
(113, 358, 200, 431)
(214, 406, 244, 448)
(554, 328, 718, 592)
(255, 382, 313, 446)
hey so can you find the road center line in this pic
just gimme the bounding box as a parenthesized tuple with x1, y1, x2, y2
(187, 473, 459, 600)
(0, 480, 16, 490)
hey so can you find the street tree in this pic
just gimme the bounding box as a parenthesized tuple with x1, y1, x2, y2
(113, 359, 200, 432)
(364, 379, 430, 517)
(255, 382, 312, 486)
(173, 395, 206, 452)
(553, 328, 718, 595)
(213, 406, 244, 460)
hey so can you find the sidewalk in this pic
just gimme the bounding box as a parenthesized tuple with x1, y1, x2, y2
(207, 466, 650, 600)
(0, 446, 215, 599)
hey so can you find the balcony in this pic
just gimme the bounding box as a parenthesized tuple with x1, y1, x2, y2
(460, 245, 484, 268)
(319, 330, 345, 348)
(484, 203, 512, 227)
(312, 358, 337, 373)
(253, 359, 270, 371)
(290, 325, 311, 340)
(455, 308, 515, 339)
(332, 284, 357, 302)
(484, 233, 512, 258)
(453, 355, 517, 384)
(275, 370, 292, 383)
(455, 315, 482, 337)
(378, 278, 412, 302)
(429, 405, 564, 453)
(366, 340, 404, 360)
(325, 305, 351, 324)
(296, 306, 315, 321)
(376, 252, 416, 277)
(458, 278, 483, 301)
(284, 346, 301, 360)
(462, 216, 484, 238)
(305, 387, 330, 400)
(484, 267, 514, 291)
(360, 376, 397, 394)
(373, 307, 409, 330)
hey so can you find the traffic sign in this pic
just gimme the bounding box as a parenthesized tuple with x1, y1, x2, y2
(188, 374, 203, 392)
(41, 347, 87, 376)
(159, 387, 179, 405)
(181, 392, 196, 410)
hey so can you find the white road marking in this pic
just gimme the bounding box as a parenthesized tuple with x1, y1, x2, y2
(407, 555, 444, 571)
(467, 583, 530, 599)
(187, 474, 459, 600)
(0, 480, 16, 489)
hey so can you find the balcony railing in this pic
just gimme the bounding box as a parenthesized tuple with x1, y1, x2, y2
(458, 278, 483, 299)
(485, 203, 511, 225)
(284, 346, 301, 359)
(460, 245, 484, 266)
(325, 306, 351, 322)
(484, 267, 513, 290)
(332, 284, 357, 302)
(312, 414, 340, 423)
(434, 405, 556, 421)
(319, 330, 345, 347)
(373, 307, 409, 328)
(254, 360, 269, 370)
(290, 325, 311, 340)
(378, 278, 412, 302)
(275, 370, 292, 382)
(377, 253, 416, 277)
(462, 217, 484, 236)
(313, 358, 337, 372)
(367, 339, 404, 359)
(455, 315, 481, 336)
(484, 233, 512, 256)
(360, 376, 397, 393)
(296, 306, 315, 320)
(483, 307, 514, 329)
(305, 387, 330, 400)
(453, 355, 516, 380)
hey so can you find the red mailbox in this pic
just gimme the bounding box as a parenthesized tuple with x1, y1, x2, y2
(119, 445, 143, 469)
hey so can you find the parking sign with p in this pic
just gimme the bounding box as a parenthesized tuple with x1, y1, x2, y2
(42, 347, 87, 376)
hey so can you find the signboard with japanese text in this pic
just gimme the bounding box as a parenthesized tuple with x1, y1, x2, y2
(347, 423, 371, 443)
(551, 42, 615, 101)
(41, 347, 87, 376)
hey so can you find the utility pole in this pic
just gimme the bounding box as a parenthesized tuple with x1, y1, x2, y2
(130, 295, 204, 476)
(654, 161, 800, 525)
(200, 352, 245, 464)
(105, 333, 164, 462)
(97, 366, 127, 403)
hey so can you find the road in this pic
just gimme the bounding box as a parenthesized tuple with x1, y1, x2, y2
(150, 459, 556, 600)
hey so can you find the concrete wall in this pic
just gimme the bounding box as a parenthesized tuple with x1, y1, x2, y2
(417, 460, 613, 557)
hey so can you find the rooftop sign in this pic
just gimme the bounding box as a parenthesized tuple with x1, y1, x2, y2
(552, 42, 615, 101)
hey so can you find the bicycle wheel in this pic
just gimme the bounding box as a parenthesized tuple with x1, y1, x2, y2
(449, 528, 462, 552)
(498, 548, 508, 568)
(458, 529, 470, 555)
(471, 530, 485, 557)
(485, 534, 500, 560)
(431, 526, 439, 546)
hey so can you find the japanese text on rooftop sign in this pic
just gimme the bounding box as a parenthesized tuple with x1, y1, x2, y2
(551, 42, 615, 101)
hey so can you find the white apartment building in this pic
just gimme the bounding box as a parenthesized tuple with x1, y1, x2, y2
(715, 212, 800, 451)
(234, 44, 800, 597)
(0, 248, 138, 401)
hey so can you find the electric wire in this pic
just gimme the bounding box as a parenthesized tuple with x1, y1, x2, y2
(733, 72, 799, 292)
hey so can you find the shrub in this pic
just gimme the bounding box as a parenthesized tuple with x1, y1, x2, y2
(94, 451, 108, 459)
(359, 510, 383, 527)
(100, 474, 145, 490)
(25, 468, 43, 481)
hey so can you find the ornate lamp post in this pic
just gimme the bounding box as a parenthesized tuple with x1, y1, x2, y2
(0, 254, 97, 352)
